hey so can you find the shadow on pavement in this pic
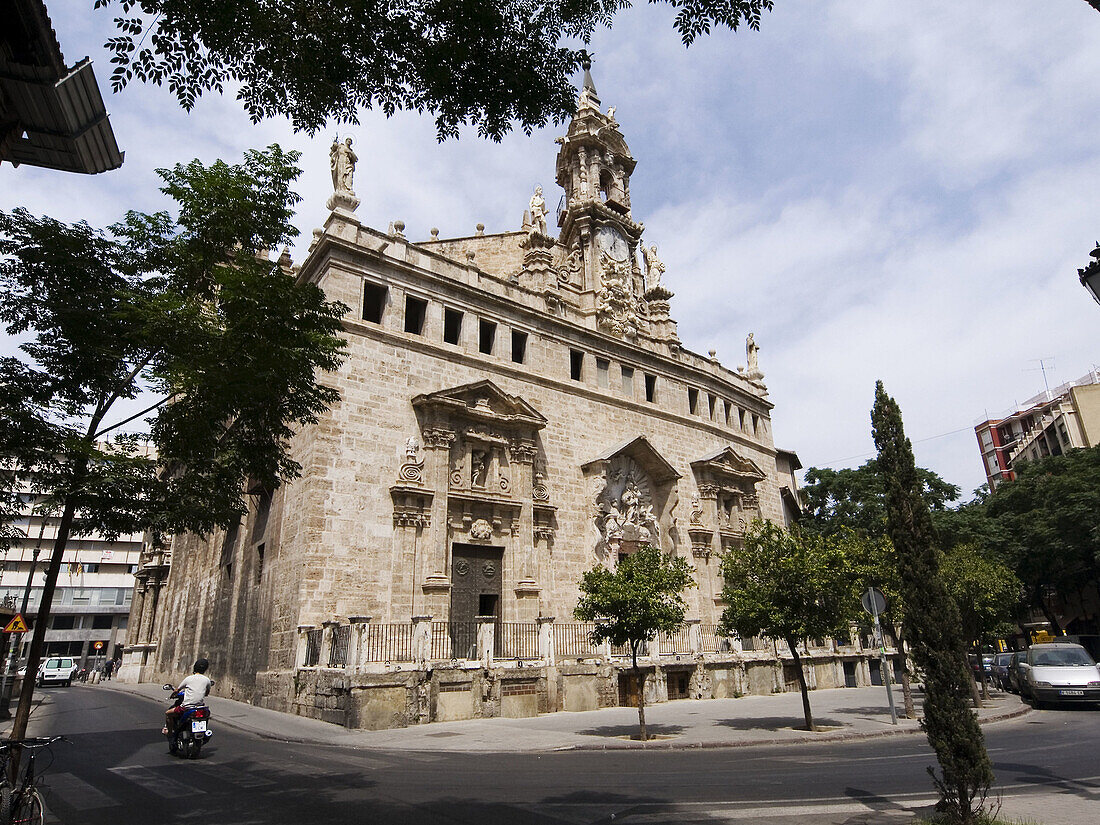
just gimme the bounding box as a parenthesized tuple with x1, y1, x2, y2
(715, 716, 850, 731)
(994, 761, 1100, 802)
(576, 723, 686, 738)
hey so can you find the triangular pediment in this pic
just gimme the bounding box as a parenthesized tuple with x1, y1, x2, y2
(690, 446, 767, 483)
(412, 380, 546, 430)
(581, 435, 681, 484)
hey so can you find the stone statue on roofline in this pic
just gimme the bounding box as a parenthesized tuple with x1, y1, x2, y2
(529, 185, 548, 236)
(744, 332, 764, 380)
(330, 137, 357, 195)
(327, 136, 361, 213)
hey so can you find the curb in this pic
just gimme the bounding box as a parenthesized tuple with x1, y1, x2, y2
(90, 681, 1033, 754)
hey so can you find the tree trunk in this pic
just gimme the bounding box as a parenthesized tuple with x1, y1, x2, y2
(786, 637, 814, 732)
(8, 468, 84, 779)
(631, 641, 647, 742)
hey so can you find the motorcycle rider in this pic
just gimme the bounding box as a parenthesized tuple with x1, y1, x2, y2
(163, 658, 212, 736)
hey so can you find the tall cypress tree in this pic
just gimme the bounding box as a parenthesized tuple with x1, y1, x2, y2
(871, 382, 992, 824)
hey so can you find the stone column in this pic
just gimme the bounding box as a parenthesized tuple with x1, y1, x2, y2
(421, 427, 455, 616)
(348, 616, 371, 671)
(476, 616, 496, 668)
(411, 615, 432, 667)
(537, 616, 555, 666)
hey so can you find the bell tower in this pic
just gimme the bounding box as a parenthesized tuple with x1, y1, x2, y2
(554, 56, 644, 297)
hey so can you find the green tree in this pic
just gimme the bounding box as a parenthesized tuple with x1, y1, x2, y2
(574, 543, 695, 741)
(0, 145, 348, 744)
(985, 444, 1100, 635)
(96, 1, 776, 138)
(942, 543, 1023, 700)
(718, 519, 861, 731)
(801, 459, 960, 539)
(872, 381, 993, 824)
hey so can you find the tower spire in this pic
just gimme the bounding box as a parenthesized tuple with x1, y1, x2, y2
(578, 51, 601, 109)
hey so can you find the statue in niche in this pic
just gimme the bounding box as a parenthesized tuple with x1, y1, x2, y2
(643, 244, 665, 291)
(529, 186, 548, 235)
(471, 450, 489, 488)
(329, 137, 357, 195)
(596, 456, 661, 553)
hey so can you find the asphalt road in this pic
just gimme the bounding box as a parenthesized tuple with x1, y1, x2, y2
(16, 686, 1100, 824)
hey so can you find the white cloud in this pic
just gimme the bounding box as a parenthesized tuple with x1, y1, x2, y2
(3, 0, 1098, 498)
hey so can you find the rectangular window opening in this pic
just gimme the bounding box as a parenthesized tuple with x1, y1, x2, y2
(479, 319, 496, 355)
(688, 388, 699, 415)
(443, 308, 463, 345)
(621, 366, 634, 397)
(511, 330, 528, 364)
(256, 542, 265, 584)
(570, 349, 584, 381)
(644, 373, 657, 403)
(596, 358, 610, 389)
(404, 295, 427, 335)
(723, 400, 731, 426)
(362, 282, 387, 324)
(708, 394, 716, 420)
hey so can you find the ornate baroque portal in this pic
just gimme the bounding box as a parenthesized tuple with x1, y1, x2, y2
(582, 436, 681, 564)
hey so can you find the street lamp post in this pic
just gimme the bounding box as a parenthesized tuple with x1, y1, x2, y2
(1079, 243, 1100, 306)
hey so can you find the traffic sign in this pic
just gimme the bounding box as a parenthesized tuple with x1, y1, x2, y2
(861, 588, 887, 616)
(3, 614, 28, 634)
(93, 641, 104, 650)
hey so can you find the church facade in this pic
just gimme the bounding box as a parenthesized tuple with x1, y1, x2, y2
(120, 71, 886, 728)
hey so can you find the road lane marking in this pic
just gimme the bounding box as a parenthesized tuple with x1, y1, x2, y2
(43, 773, 119, 810)
(108, 765, 206, 798)
(183, 762, 276, 788)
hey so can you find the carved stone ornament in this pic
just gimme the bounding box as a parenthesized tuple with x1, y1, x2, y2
(483, 561, 497, 579)
(532, 472, 550, 503)
(689, 494, 704, 526)
(596, 254, 639, 338)
(454, 559, 470, 576)
(422, 428, 456, 450)
(596, 455, 660, 550)
(397, 435, 425, 485)
(556, 247, 582, 285)
(470, 519, 493, 541)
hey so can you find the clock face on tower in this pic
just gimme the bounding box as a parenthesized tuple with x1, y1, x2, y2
(596, 225, 629, 261)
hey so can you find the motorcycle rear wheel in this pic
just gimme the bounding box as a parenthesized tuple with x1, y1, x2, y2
(185, 738, 202, 759)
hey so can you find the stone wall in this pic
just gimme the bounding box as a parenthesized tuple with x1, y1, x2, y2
(257, 649, 899, 731)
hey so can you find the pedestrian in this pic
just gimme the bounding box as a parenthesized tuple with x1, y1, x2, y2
(103, 658, 114, 681)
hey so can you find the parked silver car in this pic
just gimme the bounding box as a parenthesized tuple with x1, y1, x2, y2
(1021, 642, 1100, 707)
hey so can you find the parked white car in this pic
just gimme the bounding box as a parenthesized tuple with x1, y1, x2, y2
(1021, 642, 1100, 707)
(26, 657, 79, 687)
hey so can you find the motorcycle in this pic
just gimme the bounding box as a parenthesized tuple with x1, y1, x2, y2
(162, 683, 213, 758)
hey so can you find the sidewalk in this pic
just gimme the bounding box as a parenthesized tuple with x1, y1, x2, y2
(94, 681, 1028, 753)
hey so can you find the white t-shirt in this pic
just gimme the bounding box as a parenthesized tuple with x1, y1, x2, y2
(177, 673, 212, 707)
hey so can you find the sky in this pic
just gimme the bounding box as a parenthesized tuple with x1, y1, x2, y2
(2, 0, 1098, 501)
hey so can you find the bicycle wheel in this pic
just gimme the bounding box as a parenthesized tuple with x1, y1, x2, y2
(1, 784, 13, 825)
(10, 788, 44, 825)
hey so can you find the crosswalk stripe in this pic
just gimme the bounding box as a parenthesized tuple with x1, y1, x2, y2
(42, 773, 118, 811)
(108, 765, 205, 798)
(184, 762, 276, 788)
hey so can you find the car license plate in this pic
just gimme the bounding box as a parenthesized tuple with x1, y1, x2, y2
(1059, 689, 1084, 696)
(191, 720, 207, 733)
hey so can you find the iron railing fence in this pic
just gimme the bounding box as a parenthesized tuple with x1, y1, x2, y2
(553, 623, 600, 658)
(659, 626, 692, 655)
(497, 622, 539, 659)
(328, 625, 351, 667)
(304, 628, 323, 666)
(362, 622, 415, 663)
